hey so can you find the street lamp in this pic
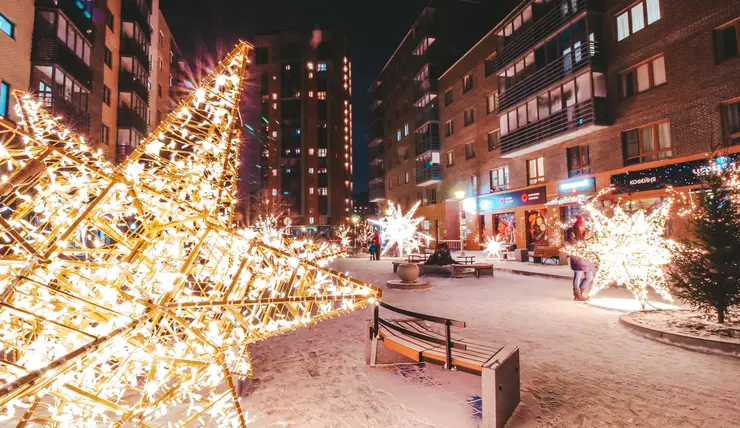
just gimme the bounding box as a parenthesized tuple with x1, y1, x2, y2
(351, 215, 359, 253)
(455, 191, 466, 256)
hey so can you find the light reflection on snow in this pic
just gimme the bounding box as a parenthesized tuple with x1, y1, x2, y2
(586, 297, 680, 311)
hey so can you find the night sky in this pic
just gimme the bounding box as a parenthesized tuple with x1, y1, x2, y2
(160, 0, 434, 194)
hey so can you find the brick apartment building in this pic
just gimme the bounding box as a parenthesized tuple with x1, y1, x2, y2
(0, 0, 184, 163)
(417, 0, 740, 251)
(367, 0, 518, 208)
(251, 28, 353, 231)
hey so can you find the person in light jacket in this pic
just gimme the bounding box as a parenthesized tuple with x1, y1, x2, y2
(566, 216, 593, 301)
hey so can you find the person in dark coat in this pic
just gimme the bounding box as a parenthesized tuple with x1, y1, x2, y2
(424, 243, 458, 266)
(566, 216, 593, 301)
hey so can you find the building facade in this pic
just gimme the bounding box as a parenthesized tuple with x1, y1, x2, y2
(0, 0, 184, 163)
(367, 0, 517, 212)
(252, 28, 353, 231)
(426, 0, 740, 251)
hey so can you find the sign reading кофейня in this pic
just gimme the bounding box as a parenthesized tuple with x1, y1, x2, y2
(610, 155, 738, 193)
(477, 186, 547, 212)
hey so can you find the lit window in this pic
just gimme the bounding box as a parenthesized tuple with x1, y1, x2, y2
(309, 168, 314, 174)
(404, 123, 409, 136)
(622, 122, 672, 165)
(307, 62, 314, 70)
(486, 92, 499, 114)
(527, 157, 545, 185)
(489, 166, 510, 192)
(285, 64, 291, 71)
(0, 81, 9, 118)
(310, 217, 315, 224)
(397, 130, 402, 142)
(309, 148, 314, 155)
(272, 169, 277, 176)
(566, 145, 591, 177)
(616, 0, 661, 41)
(318, 148, 327, 157)
(272, 131, 277, 137)
(272, 189, 277, 196)
(619, 55, 666, 98)
(309, 187, 314, 194)
(317, 62, 327, 72)
(319, 188, 328, 195)
(101, 124, 109, 144)
(317, 92, 327, 100)
(308, 91, 314, 97)
(487, 130, 500, 151)
(404, 172, 409, 184)
(309, 72, 314, 79)
(0, 13, 15, 38)
(446, 151, 454, 167)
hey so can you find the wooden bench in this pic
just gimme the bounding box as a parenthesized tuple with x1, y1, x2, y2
(533, 246, 561, 265)
(452, 263, 494, 279)
(366, 302, 520, 428)
(407, 254, 428, 263)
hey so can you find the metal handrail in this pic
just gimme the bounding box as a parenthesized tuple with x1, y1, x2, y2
(379, 301, 466, 327)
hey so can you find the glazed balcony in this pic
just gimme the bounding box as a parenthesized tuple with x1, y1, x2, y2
(32, 24, 92, 89)
(369, 118, 384, 147)
(36, 0, 95, 41)
(416, 165, 442, 186)
(120, 36, 151, 71)
(415, 134, 440, 158)
(414, 79, 438, 108)
(499, 41, 600, 111)
(500, 98, 608, 158)
(121, 0, 152, 38)
(118, 71, 149, 103)
(117, 106, 148, 136)
(415, 103, 438, 131)
(486, 0, 598, 76)
(369, 145, 384, 165)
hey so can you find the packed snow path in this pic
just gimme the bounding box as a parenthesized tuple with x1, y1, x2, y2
(240, 258, 740, 427)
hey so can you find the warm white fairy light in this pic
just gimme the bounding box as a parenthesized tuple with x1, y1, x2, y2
(369, 201, 432, 258)
(564, 196, 677, 309)
(335, 225, 352, 248)
(484, 236, 506, 260)
(0, 42, 379, 427)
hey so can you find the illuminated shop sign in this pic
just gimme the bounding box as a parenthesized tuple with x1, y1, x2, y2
(478, 186, 547, 212)
(610, 156, 738, 193)
(558, 177, 596, 194)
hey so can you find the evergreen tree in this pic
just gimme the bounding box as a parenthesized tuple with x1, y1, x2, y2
(669, 170, 740, 323)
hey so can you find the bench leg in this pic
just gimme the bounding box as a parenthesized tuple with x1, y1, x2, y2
(482, 345, 520, 428)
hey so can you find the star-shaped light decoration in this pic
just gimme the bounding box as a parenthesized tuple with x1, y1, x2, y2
(335, 225, 352, 248)
(484, 236, 507, 260)
(369, 201, 432, 258)
(564, 200, 677, 309)
(0, 41, 379, 426)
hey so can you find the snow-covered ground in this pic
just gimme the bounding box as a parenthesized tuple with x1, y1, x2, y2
(240, 257, 740, 428)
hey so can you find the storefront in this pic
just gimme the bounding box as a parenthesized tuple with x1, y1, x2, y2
(542, 176, 597, 246)
(475, 186, 548, 250)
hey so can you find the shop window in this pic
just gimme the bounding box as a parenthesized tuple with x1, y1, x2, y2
(722, 100, 740, 146)
(616, 0, 661, 42)
(566, 145, 591, 177)
(490, 166, 510, 192)
(619, 55, 666, 98)
(527, 157, 545, 185)
(525, 209, 549, 250)
(715, 19, 740, 63)
(465, 142, 476, 160)
(622, 121, 672, 165)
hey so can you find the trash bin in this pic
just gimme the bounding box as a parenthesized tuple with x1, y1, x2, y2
(515, 248, 528, 262)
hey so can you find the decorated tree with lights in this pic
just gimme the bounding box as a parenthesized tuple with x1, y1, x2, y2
(669, 170, 740, 323)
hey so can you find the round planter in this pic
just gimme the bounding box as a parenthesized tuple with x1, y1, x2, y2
(397, 263, 419, 282)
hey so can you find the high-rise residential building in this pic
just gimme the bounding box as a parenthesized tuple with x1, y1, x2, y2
(0, 0, 184, 163)
(425, 0, 740, 251)
(367, 0, 518, 218)
(251, 28, 353, 232)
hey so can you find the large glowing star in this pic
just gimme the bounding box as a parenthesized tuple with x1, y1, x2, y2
(0, 42, 379, 426)
(484, 236, 507, 260)
(564, 201, 677, 309)
(369, 201, 432, 258)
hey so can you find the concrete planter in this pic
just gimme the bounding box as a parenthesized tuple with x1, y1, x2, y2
(398, 263, 419, 282)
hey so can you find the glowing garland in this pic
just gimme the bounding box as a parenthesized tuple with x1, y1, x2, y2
(0, 42, 379, 426)
(369, 201, 432, 258)
(484, 236, 507, 260)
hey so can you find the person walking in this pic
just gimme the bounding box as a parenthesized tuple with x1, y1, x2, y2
(371, 231, 382, 261)
(566, 216, 593, 301)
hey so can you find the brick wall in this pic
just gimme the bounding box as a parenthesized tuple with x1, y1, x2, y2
(0, 0, 33, 122)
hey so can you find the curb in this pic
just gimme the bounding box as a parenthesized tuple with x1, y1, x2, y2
(619, 311, 740, 358)
(495, 267, 571, 280)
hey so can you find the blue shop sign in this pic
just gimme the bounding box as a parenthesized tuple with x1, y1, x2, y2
(558, 177, 596, 194)
(478, 186, 547, 212)
(610, 156, 737, 193)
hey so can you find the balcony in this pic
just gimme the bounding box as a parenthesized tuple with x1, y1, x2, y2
(117, 143, 135, 164)
(117, 106, 148, 136)
(121, 0, 152, 38)
(369, 118, 384, 147)
(499, 42, 600, 111)
(500, 98, 608, 158)
(32, 24, 92, 89)
(414, 79, 438, 108)
(118, 71, 149, 103)
(416, 165, 442, 186)
(369, 145, 384, 165)
(36, 0, 95, 41)
(486, 0, 596, 76)
(369, 181, 386, 202)
(120, 37, 151, 71)
(39, 95, 90, 133)
(415, 103, 438, 131)
(415, 134, 440, 157)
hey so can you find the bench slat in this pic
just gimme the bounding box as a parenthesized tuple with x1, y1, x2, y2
(396, 321, 501, 356)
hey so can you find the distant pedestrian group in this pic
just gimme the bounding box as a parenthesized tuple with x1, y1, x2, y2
(369, 231, 381, 260)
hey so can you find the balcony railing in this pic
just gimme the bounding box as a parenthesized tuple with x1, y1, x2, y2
(38, 95, 90, 133)
(36, 0, 96, 41)
(118, 71, 149, 103)
(117, 106, 148, 135)
(416, 165, 442, 186)
(32, 25, 93, 89)
(500, 98, 607, 156)
(369, 164, 385, 181)
(369, 119, 384, 146)
(369, 185, 386, 202)
(499, 41, 600, 111)
(369, 145, 384, 164)
(117, 143, 135, 164)
(121, 0, 152, 38)
(414, 79, 438, 104)
(486, 0, 594, 76)
(120, 37, 151, 71)
(415, 134, 440, 157)
(415, 104, 439, 130)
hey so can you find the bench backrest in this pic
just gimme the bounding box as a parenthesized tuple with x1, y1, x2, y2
(533, 246, 560, 256)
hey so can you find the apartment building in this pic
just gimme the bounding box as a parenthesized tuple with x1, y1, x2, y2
(252, 28, 353, 231)
(0, 0, 184, 164)
(428, 0, 740, 250)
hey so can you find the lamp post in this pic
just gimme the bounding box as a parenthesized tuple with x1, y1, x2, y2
(455, 190, 466, 256)
(351, 215, 359, 254)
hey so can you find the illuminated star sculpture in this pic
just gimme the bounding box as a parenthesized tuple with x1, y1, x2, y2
(369, 201, 432, 258)
(484, 236, 506, 260)
(565, 201, 677, 309)
(0, 42, 379, 426)
(335, 225, 352, 248)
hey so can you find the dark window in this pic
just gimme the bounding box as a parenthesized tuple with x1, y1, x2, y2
(715, 20, 740, 63)
(465, 142, 476, 160)
(722, 100, 740, 146)
(462, 74, 473, 93)
(255, 47, 269, 65)
(445, 120, 454, 136)
(426, 188, 437, 204)
(487, 130, 500, 151)
(103, 85, 111, 106)
(104, 48, 112, 68)
(106, 12, 114, 30)
(486, 92, 499, 114)
(101, 125, 109, 144)
(464, 108, 475, 126)
(622, 121, 672, 165)
(566, 145, 591, 177)
(157, 84, 162, 97)
(444, 90, 453, 106)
